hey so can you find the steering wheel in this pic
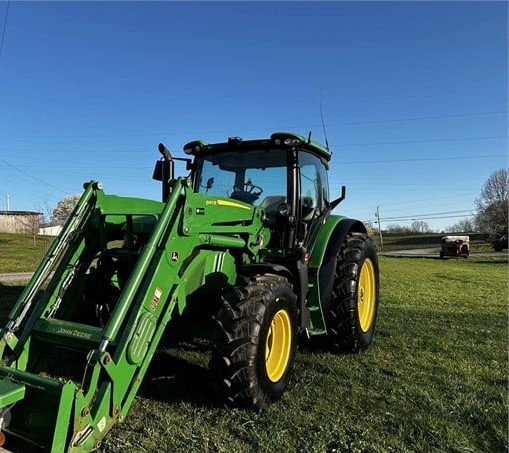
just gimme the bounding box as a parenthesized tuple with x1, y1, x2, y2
(244, 179, 263, 197)
(230, 179, 263, 204)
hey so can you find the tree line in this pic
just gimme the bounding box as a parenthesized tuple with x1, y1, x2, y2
(375, 169, 508, 236)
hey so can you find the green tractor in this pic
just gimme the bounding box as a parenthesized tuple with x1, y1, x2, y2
(0, 132, 379, 452)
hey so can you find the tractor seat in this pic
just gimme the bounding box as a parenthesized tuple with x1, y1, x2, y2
(301, 196, 317, 222)
(260, 195, 286, 226)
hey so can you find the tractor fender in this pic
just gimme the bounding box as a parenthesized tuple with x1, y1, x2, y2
(309, 215, 367, 269)
(240, 263, 310, 330)
(308, 215, 367, 316)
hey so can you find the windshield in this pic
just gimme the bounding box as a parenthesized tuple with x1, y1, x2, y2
(194, 149, 288, 206)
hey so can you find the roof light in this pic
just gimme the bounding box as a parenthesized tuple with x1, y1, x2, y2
(183, 147, 193, 155)
(284, 138, 300, 146)
(271, 132, 304, 147)
(183, 140, 208, 155)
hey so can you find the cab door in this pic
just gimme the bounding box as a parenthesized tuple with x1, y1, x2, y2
(298, 151, 330, 246)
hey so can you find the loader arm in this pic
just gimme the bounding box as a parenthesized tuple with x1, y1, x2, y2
(0, 177, 267, 452)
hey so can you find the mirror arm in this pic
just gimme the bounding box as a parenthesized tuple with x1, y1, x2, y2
(330, 185, 346, 210)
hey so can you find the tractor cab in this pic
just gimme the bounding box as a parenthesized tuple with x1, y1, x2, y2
(182, 132, 334, 250)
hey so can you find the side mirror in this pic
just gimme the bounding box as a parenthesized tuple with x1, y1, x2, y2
(152, 160, 164, 181)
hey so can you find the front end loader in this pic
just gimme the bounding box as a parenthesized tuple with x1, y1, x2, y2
(0, 132, 379, 452)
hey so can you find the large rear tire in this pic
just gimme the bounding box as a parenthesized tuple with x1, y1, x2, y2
(326, 232, 380, 352)
(210, 274, 298, 409)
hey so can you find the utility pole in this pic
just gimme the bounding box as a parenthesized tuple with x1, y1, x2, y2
(375, 206, 383, 251)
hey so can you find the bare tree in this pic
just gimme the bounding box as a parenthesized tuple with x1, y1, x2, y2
(386, 224, 412, 234)
(475, 169, 509, 236)
(35, 199, 54, 225)
(20, 213, 43, 246)
(411, 220, 430, 233)
(447, 217, 475, 233)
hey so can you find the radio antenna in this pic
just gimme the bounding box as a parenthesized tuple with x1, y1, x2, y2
(320, 92, 330, 151)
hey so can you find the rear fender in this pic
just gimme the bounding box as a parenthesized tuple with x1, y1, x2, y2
(307, 216, 367, 334)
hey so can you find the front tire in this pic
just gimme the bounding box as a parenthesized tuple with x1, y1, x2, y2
(326, 233, 380, 352)
(210, 274, 298, 409)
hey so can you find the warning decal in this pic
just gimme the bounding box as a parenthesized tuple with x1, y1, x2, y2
(150, 287, 162, 311)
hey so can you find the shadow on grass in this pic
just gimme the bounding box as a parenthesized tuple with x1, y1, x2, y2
(0, 283, 225, 409)
(383, 255, 507, 263)
(467, 258, 508, 265)
(383, 255, 441, 260)
(139, 347, 224, 409)
(0, 283, 24, 321)
(299, 335, 352, 355)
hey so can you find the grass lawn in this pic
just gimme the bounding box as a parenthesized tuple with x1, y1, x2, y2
(0, 232, 53, 273)
(101, 256, 508, 453)
(0, 235, 506, 452)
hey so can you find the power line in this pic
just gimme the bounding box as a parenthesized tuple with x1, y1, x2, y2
(365, 214, 475, 225)
(364, 209, 475, 225)
(5, 139, 504, 157)
(0, 157, 71, 194)
(390, 214, 474, 222)
(325, 110, 507, 127)
(336, 135, 507, 148)
(379, 210, 474, 222)
(0, 111, 506, 141)
(337, 154, 506, 165)
(0, 0, 9, 68)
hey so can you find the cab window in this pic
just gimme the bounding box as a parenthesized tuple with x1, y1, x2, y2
(194, 149, 288, 207)
(299, 151, 329, 221)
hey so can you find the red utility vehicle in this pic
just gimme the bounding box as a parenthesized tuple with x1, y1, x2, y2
(491, 233, 508, 252)
(440, 235, 469, 259)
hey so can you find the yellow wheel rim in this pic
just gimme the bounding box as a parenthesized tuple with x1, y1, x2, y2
(358, 258, 376, 333)
(265, 308, 292, 382)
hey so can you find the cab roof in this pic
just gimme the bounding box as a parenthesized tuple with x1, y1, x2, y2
(183, 132, 332, 162)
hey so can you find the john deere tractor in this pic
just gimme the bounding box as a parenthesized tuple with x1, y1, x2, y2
(0, 132, 379, 452)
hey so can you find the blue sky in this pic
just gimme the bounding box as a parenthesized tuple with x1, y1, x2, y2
(0, 1, 507, 232)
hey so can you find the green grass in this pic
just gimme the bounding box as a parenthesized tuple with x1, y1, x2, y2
(100, 256, 508, 453)
(0, 232, 53, 273)
(0, 235, 507, 452)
